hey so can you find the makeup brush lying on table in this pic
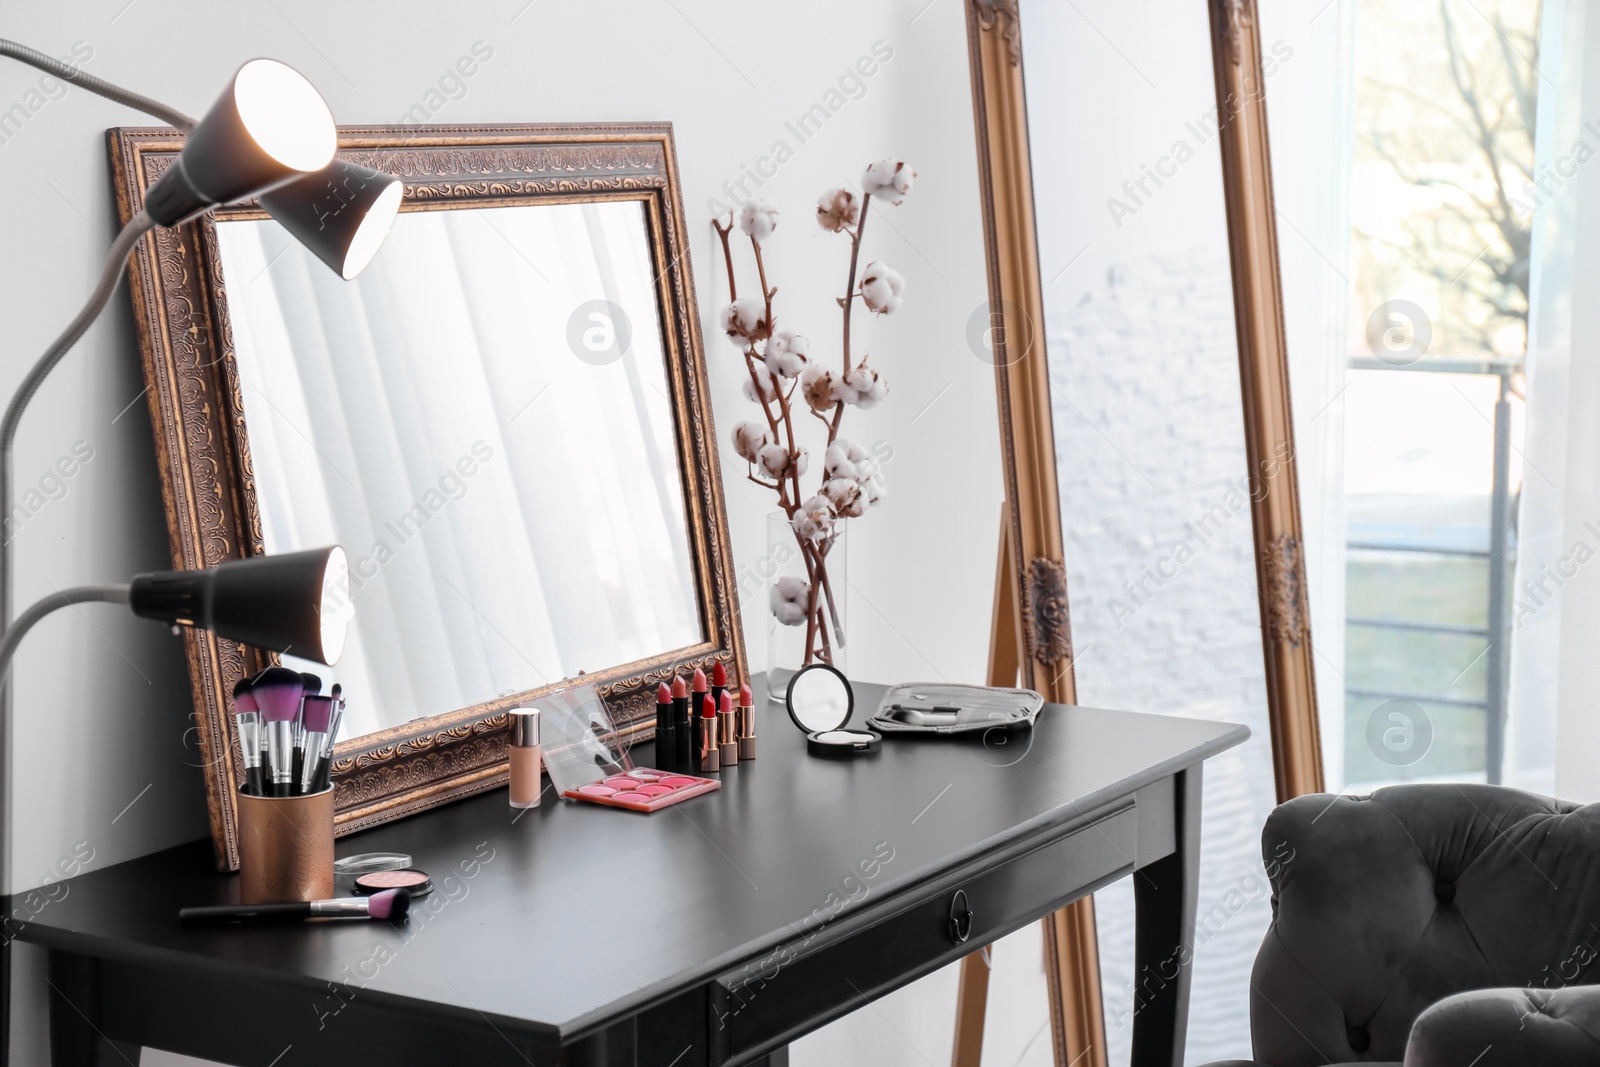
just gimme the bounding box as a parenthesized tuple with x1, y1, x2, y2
(179, 888, 410, 926)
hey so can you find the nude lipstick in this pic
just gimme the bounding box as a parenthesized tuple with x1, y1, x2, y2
(655, 682, 674, 774)
(671, 675, 691, 772)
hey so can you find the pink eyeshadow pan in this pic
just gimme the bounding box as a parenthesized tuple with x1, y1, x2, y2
(661, 777, 697, 788)
(611, 791, 649, 802)
(580, 784, 617, 797)
(637, 784, 672, 796)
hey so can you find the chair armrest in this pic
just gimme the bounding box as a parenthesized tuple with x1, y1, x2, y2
(1405, 986, 1600, 1066)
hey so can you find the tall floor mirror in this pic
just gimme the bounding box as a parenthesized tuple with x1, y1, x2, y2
(963, 1, 1321, 1064)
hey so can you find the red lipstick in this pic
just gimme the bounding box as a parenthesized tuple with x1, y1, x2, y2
(699, 695, 720, 773)
(738, 682, 757, 761)
(710, 661, 728, 729)
(718, 690, 738, 768)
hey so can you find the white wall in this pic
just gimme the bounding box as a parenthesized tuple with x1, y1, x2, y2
(0, 2, 999, 1063)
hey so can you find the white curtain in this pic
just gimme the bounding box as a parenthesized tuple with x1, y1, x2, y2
(217, 201, 701, 735)
(1507, 0, 1600, 800)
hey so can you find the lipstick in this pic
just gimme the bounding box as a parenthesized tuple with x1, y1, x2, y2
(689, 668, 708, 773)
(718, 690, 738, 767)
(655, 682, 675, 773)
(671, 675, 690, 772)
(738, 682, 757, 761)
(710, 661, 727, 725)
(699, 695, 720, 773)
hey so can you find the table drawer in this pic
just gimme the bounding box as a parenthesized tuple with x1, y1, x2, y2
(709, 804, 1136, 1063)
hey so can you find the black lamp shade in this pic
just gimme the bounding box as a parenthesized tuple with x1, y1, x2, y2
(129, 546, 350, 665)
(259, 160, 404, 279)
(145, 58, 336, 228)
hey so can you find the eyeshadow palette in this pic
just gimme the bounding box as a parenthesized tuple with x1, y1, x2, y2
(567, 768, 720, 812)
(537, 683, 721, 813)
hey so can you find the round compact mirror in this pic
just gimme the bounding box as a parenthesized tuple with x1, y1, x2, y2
(786, 664, 881, 757)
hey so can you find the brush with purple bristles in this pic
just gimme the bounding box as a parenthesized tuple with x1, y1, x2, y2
(251, 667, 305, 798)
(230, 678, 265, 798)
(179, 887, 410, 926)
(298, 694, 335, 794)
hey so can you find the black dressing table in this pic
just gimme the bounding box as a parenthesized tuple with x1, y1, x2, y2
(10, 679, 1247, 1067)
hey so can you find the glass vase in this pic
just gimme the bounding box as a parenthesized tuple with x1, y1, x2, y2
(766, 509, 847, 703)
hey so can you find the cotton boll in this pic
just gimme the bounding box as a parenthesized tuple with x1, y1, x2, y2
(732, 421, 769, 463)
(859, 261, 905, 315)
(770, 575, 810, 626)
(862, 474, 888, 506)
(738, 199, 779, 241)
(792, 495, 837, 542)
(843, 363, 888, 408)
(765, 329, 811, 379)
(793, 446, 810, 478)
(822, 477, 866, 518)
(824, 440, 861, 481)
(722, 296, 769, 342)
(800, 363, 839, 413)
(861, 159, 916, 205)
(758, 444, 792, 478)
(743, 363, 779, 403)
(816, 187, 860, 232)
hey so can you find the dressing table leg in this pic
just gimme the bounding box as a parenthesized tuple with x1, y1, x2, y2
(1129, 768, 1201, 1067)
(45, 951, 141, 1066)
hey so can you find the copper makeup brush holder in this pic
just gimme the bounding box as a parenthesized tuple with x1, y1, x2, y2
(236, 787, 336, 904)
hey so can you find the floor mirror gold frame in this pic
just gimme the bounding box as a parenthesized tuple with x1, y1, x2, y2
(960, 2, 1325, 1065)
(109, 123, 744, 871)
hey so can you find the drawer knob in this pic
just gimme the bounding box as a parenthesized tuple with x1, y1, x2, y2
(949, 890, 974, 944)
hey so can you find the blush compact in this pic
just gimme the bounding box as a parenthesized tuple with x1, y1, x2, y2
(353, 868, 433, 898)
(786, 664, 881, 758)
(538, 682, 720, 812)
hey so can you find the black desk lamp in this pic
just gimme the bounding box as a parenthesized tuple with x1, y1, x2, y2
(0, 43, 396, 1058)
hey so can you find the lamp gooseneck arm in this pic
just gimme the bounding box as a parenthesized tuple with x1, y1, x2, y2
(0, 39, 195, 129)
(0, 209, 155, 631)
(0, 586, 131, 686)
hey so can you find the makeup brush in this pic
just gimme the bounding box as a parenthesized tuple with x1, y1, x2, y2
(655, 682, 674, 773)
(718, 689, 738, 768)
(298, 695, 334, 794)
(179, 888, 410, 926)
(710, 661, 727, 723)
(738, 682, 757, 761)
(294, 673, 322, 789)
(670, 675, 690, 773)
(231, 677, 265, 797)
(252, 666, 305, 797)
(698, 694, 719, 774)
(316, 683, 345, 792)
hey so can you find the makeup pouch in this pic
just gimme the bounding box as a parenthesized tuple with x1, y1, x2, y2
(867, 683, 1044, 736)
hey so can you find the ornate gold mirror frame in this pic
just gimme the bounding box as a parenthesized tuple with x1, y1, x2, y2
(109, 123, 743, 870)
(961, 2, 1324, 1064)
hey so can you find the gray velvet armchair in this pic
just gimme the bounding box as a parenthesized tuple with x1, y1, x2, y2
(1200, 783, 1600, 1067)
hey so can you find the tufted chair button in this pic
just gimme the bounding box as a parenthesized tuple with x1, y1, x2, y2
(1434, 879, 1456, 903)
(1346, 1024, 1370, 1052)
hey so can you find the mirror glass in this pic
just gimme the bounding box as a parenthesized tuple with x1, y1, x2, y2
(214, 200, 702, 736)
(1016, 1, 1275, 1060)
(786, 664, 853, 734)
